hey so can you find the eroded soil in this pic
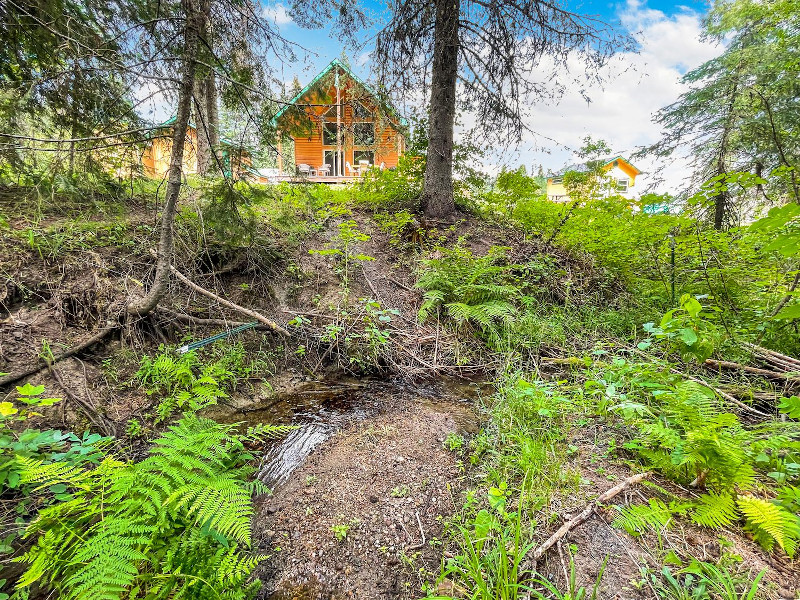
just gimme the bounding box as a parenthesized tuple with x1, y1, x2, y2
(250, 381, 482, 599)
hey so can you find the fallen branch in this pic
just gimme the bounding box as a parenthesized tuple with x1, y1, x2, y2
(531, 471, 650, 562)
(679, 370, 771, 418)
(167, 262, 290, 336)
(744, 342, 800, 372)
(705, 358, 800, 382)
(629, 347, 770, 418)
(0, 326, 117, 389)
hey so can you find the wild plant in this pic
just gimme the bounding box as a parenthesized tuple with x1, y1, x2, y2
(14, 415, 292, 600)
(597, 357, 800, 557)
(529, 555, 607, 600)
(1, 383, 110, 505)
(309, 220, 374, 297)
(436, 485, 537, 600)
(641, 294, 721, 362)
(645, 560, 765, 600)
(136, 344, 249, 423)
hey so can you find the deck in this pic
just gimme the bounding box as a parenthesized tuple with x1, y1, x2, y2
(267, 174, 366, 185)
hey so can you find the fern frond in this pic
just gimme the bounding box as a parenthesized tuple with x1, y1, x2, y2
(690, 492, 740, 529)
(612, 499, 675, 537)
(738, 495, 800, 557)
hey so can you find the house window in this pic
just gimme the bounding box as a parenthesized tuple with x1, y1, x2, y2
(323, 122, 338, 146)
(616, 178, 629, 192)
(353, 122, 375, 146)
(551, 177, 563, 185)
(354, 150, 374, 166)
(352, 101, 371, 119)
(324, 105, 339, 120)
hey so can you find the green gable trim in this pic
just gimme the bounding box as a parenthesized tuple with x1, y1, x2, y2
(270, 58, 408, 128)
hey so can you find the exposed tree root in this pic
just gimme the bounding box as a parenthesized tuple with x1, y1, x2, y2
(0, 326, 118, 389)
(49, 364, 116, 436)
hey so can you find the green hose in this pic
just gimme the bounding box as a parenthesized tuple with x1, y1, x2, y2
(177, 322, 260, 354)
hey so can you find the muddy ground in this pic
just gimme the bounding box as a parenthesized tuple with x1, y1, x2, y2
(251, 381, 481, 599)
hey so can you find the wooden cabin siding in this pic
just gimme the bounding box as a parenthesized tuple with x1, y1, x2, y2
(142, 128, 198, 177)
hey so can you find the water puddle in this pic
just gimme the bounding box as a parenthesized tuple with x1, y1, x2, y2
(203, 377, 484, 488)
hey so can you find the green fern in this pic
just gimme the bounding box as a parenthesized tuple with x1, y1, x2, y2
(612, 499, 687, 537)
(416, 244, 522, 334)
(690, 492, 740, 529)
(15, 415, 289, 599)
(738, 495, 800, 557)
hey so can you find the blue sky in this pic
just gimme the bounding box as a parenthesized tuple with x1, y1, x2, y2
(260, 0, 722, 193)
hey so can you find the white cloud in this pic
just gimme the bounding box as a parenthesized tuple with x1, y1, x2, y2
(262, 3, 293, 27)
(486, 0, 723, 195)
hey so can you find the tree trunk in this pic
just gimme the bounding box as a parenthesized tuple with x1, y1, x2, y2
(193, 0, 219, 176)
(713, 79, 739, 230)
(420, 0, 460, 219)
(194, 74, 220, 175)
(127, 0, 203, 316)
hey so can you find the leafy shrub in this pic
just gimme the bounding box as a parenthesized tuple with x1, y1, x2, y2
(1, 383, 110, 509)
(596, 357, 800, 556)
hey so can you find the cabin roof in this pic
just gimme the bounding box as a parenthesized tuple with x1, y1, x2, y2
(549, 156, 641, 178)
(155, 117, 248, 151)
(271, 58, 407, 128)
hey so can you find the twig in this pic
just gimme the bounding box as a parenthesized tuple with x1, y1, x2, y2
(531, 472, 650, 562)
(363, 270, 379, 299)
(387, 277, 416, 293)
(166, 260, 290, 336)
(407, 511, 427, 550)
(556, 540, 570, 587)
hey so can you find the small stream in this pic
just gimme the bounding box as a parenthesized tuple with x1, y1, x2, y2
(203, 378, 484, 488)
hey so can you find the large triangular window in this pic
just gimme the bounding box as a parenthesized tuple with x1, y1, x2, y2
(324, 105, 339, 120)
(352, 101, 371, 119)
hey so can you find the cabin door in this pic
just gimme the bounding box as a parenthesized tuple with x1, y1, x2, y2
(323, 150, 340, 177)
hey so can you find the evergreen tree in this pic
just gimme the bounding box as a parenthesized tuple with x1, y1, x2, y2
(642, 0, 800, 228)
(374, 0, 627, 219)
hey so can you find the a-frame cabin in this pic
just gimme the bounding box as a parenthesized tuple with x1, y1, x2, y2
(272, 59, 406, 180)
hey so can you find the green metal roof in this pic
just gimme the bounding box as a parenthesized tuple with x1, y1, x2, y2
(153, 117, 247, 150)
(270, 58, 408, 128)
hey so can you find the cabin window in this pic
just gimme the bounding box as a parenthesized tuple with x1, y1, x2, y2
(354, 150, 374, 166)
(616, 178, 629, 192)
(323, 122, 338, 146)
(352, 101, 371, 119)
(353, 122, 375, 146)
(324, 105, 339, 120)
